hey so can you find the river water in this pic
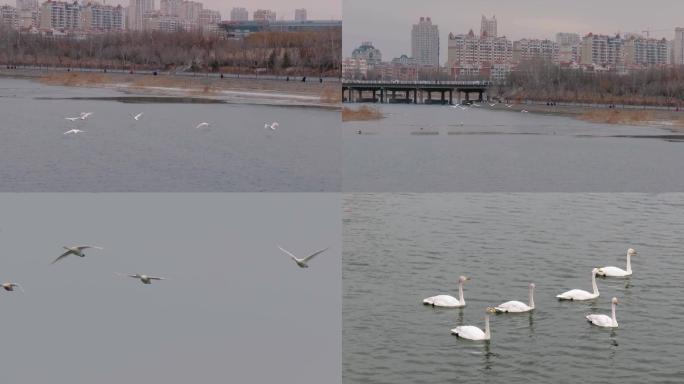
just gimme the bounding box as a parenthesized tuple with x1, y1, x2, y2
(343, 193, 684, 383)
(0, 78, 340, 192)
(343, 104, 684, 192)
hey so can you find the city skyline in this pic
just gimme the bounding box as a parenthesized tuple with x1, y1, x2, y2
(0, 0, 342, 20)
(344, 0, 684, 63)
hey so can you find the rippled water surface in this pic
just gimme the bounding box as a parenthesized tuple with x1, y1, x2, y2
(343, 104, 684, 192)
(0, 78, 340, 191)
(343, 194, 684, 383)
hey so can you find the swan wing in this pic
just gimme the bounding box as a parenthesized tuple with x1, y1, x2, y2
(277, 245, 299, 261)
(451, 325, 485, 340)
(302, 247, 328, 262)
(52, 250, 74, 264)
(77, 245, 103, 251)
(495, 300, 530, 313)
(148, 276, 165, 280)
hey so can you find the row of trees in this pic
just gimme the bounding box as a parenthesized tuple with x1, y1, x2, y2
(496, 60, 684, 107)
(0, 27, 341, 76)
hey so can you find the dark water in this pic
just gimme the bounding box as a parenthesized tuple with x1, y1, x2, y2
(343, 194, 684, 383)
(0, 78, 340, 191)
(343, 104, 684, 192)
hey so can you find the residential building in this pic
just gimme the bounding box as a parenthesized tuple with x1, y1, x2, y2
(556, 32, 580, 46)
(0, 5, 18, 28)
(128, 0, 154, 31)
(199, 9, 220, 27)
(447, 29, 512, 68)
(253, 9, 275, 22)
(81, 3, 124, 31)
(19, 8, 38, 28)
(16, 0, 37, 10)
(623, 37, 669, 67)
(411, 16, 439, 67)
(673, 27, 684, 65)
(342, 57, 369, 79)
(230, 7, 248, 21)
(179, 0, 202, 24)
(513, 39, 560, 63)
(294, 8, 306, 22)
(580, 33, 624, 68)
(143, 12, 182, 32)
(39, 1, 81, 30)
(160, 0, 181, 16)
(480, 14, 496, 38)
(351, 41, 382, 67)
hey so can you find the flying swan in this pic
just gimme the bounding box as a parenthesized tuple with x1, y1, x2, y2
(278, 245, 328, 268)
(118, 273, 165, 284)
(1, 283, 24, 292)
(264, 122, 279, 130)
(423, 276, 470, 308)
(52, 245, 104, 264)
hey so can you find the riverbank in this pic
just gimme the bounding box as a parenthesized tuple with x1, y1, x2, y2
(0, 68, 340, 108)
(484, 102, 684, 131)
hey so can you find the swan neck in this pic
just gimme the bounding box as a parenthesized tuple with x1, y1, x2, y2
(458, 281, 465, 305)
(484, 314, 490, 340)
(529, 287, 535, 309)
(626, 252, 632, 273)
(611, 302, 617, 326)
(591, 271, 598, 295)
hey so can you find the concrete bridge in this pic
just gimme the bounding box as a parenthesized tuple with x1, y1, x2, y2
(342, 80, 493, 104)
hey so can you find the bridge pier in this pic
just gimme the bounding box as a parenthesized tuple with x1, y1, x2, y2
(449, 89, 453, 105)
(413, 89, 417, 104)
(380, 88, 384, 103)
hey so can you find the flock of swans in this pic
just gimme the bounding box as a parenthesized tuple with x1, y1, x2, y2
(423, 248, 637, 341)
(62, 111, 279, 134)
(1, 243, 327, 293)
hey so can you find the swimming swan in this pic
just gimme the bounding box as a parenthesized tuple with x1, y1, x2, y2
(451, 307, 495, 341)
(495, 283, 535, 313)
(423, 276, 470, 307)
(556, 268, 599, 300)
(586, 297, 619, 328)
(597, 248, 636, 277)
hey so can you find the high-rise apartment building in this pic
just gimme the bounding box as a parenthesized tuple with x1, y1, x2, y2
(673, 28, 684, 65)
(253, 9, 275, 22)
(15, 0, 37, 11)
(294, 8, 307, 22)
(411, 16, 440, 67)
(580, 33, 624, 67)
(0, 5, 18, 28)
(447, 29, 512, 68)
(556, 32, 580, 46)
(480, 14, 496, 38)
(199, 9, 220, 26)
(82, 3, 125, 31)
(39, 0, 81, 30)
(513, 39, 560, 63)
(128, 0, 154, 31)
(160, 0, 181, 16)
(230, 7, 248, 21)
(623, 37, 669, 67)
(179, 0, 202, 24)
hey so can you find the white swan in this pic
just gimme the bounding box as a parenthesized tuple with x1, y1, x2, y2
(451, 307, 495, 341)
(79, 112, 93, 120)
(506, 104, 513, 108)
(423, 276, 469, 307)
(132, 112, 143, 121)
(521, 109, 529, 113)
(597, 248, 636, 277)
(118, 273, 165, 285)
(586, 297, 619, 328)
(1, 283, 24, 292)
(264, 122, 279, 130)
(495, 283, 535, 313)
(65, 116, 80, 122)
(557, 268, 599, 300)
(278, 245, 328, 268)
(64, 129, 85, 135)
(52, 245, 104, 264)
(195, 122, 210, 129)
(489, 103, 496, 107)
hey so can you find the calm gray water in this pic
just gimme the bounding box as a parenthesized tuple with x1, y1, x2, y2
(343, 194, 684, 383)
(0, 78, 340, 192)
(343, 104, 684, 192)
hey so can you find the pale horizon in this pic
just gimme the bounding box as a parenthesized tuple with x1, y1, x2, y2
(0, 0, 342, 20)
(344, 0, 684, 64)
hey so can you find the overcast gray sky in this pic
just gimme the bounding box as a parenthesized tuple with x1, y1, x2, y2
(0, 0, 341, 20)
(344, 0, 684, 64)
(0, 193, 340, 383)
